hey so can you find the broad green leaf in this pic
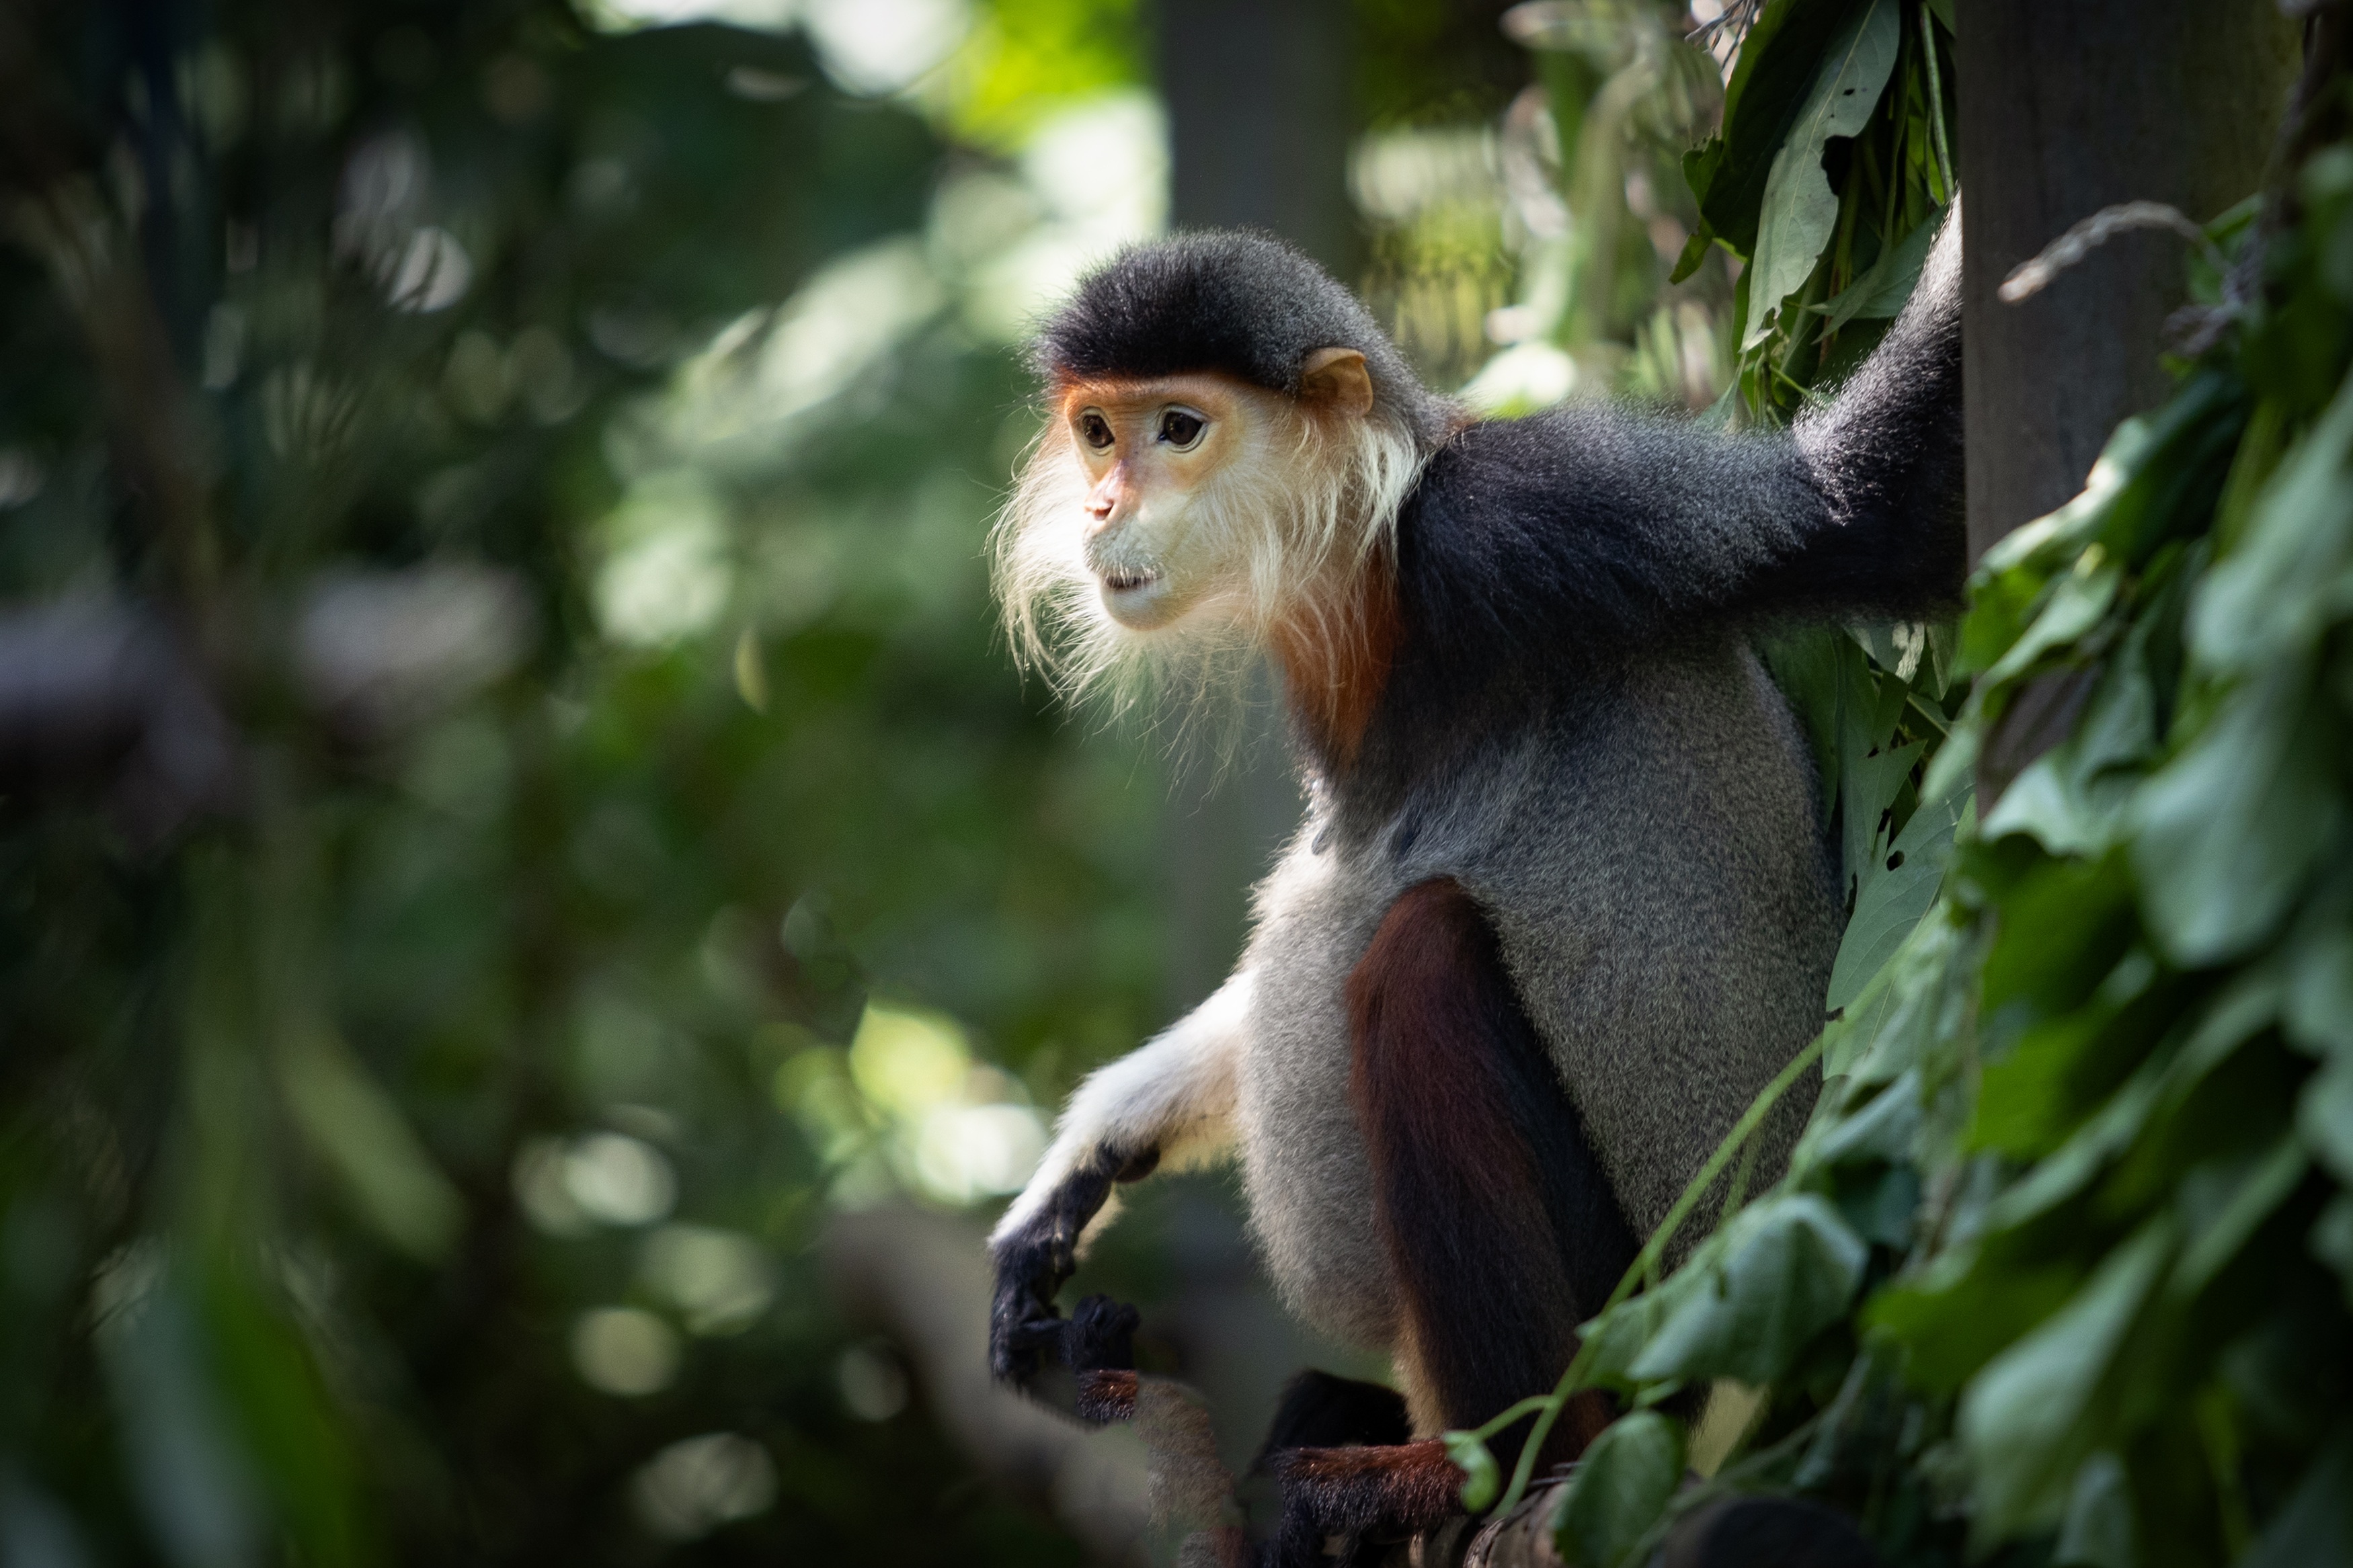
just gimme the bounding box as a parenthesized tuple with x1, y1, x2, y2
(1814, 206, 1944, 332)
(2191, 365, 2353, 673)
(1981, 755, 2117, 859)
(2131, 657, 2338, 967)
(1977, 1069, 2163, 1234)
(1628, 1195, 1867, 1385)
(2171, 1136, 2310, 1298)
(1981, 635, 2158, 858)
(1741, 0, 1901, 350)
(1808, 1069, 1922, 1171)
(1845, 738, 1925, 905)
(1978, 854, 2143, 1024)
(1757, 623, 1850, 827)
(1693, 0, 1868, 254)
(1818, 966, 1898, 1082)
(1550, 1411, 1685, 1568)
(1843, 907, 1975, 1088)
(1958, 1217, 2177, 1540)
(1827, 777, 1970, 1012)
(1577, 1284, 1681, 1391)
(1868, 1252, 2085, 1397)
(1979, 556, 2119, 693)
(1961, 415, 2159, 677)
(1973, 1006, 2124, 1160)
(1982, 974, 2277, 1232)
(1444, 1430, 1499, 1512)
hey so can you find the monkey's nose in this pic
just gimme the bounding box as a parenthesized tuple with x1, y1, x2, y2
(1084, 490, 1127, 532)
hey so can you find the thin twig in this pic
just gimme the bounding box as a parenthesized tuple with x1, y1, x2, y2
(1997, 201, 2225, 303)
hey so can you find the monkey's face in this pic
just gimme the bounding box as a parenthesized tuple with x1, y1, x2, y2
(994, 346, 1404, 710)
(1056, 372, 1264, 632)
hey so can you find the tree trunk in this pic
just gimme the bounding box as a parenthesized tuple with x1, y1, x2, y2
(1956, 0, 2301, 562)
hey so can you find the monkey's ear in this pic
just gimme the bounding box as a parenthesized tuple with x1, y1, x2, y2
(1299, 347, 1375, 417)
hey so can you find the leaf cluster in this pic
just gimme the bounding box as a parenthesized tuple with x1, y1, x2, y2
(1447, 19, 2353, 1568)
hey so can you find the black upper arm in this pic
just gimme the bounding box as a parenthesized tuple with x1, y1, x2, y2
(1398, 237, 1963, 669)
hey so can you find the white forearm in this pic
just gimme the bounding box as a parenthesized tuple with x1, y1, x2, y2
(991, 968, 1251, 1246)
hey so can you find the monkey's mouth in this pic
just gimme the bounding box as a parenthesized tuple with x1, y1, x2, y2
(1095, 567, 1174, 628)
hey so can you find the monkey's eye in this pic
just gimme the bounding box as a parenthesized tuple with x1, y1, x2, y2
(1158, 408, 1207, 450)
(1077, 411, 1114, 450)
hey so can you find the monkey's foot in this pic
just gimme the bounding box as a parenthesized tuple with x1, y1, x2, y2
(1262, 1440, 1466, 1568)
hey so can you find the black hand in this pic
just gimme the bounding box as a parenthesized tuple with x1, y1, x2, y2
(987, 1145, 1159, 1386)
(1063, 1293, 1139, 1372)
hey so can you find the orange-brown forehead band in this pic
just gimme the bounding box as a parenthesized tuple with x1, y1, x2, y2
(1053, 370, 1259, 413)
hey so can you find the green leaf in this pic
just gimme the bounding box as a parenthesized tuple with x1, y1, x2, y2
(1628, 1194, 1868, 1385)
(2190, 366, 2353, 674)
(2171, 1135, 2310, 1299)
(1836, 651, 1915, 897)
(1444, 1429, 1500, 1512)
(1669, 208, 1718, 285)
(1808, 1069, 1923, 1171)
(2054, 1452, 2136, 1568)
(2241, 1423, 2353, 1568)
(1981, 974, 2278, 1232)
(1827, 774, 1970, 1012)
(1835, 905, 1973, 1087)
(2311, 1192, 2353, 1292)
(1550, 1411, 1685, 1568)
(278, 1027, 465, 1263)
(1740, 0, 1901, 350)
(1958, 1217, 2177, 1540)
(99, 1287, 264, 1568)
(2131, 657, 2338, 967)
(1814, 205, 1944, 332)
(2300, 1050, 2353, 1184)
(1696, 0, 1875, 256)
(1868, 1253, 2085, 1397)
(1958, 382, 2237, 682)
(1981, 634, 2159, 858)
(1981, 558, 2120, 694)
(2287, 925, 2353, 1056)
(1577, 1284, 1681, 1391)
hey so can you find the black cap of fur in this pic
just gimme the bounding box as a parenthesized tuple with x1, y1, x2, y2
(1033, 231, 1449, 440)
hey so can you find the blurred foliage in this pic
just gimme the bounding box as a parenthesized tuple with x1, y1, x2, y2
(934, 0, 1145, 153)
(0, 0, 1182, 1561)
(1357, 0, 1529, 130)
(1431, 0, 1735, 414)
(1442, 10, 2353, 1567)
